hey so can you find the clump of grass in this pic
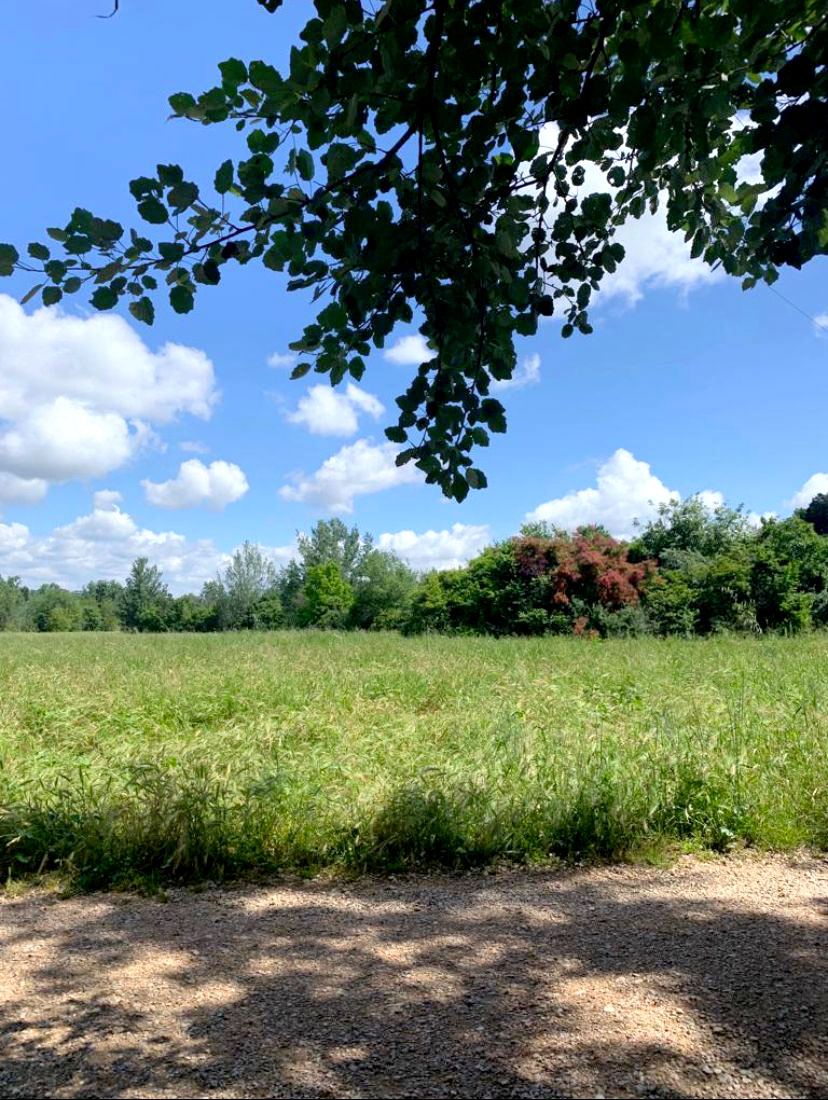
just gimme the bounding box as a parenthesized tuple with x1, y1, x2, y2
(0, 631, 826, 889)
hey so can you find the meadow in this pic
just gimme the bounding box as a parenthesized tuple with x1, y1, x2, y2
(1, 631, 826, 888)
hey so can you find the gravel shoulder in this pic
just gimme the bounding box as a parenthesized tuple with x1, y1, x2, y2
(1, 853, 826, 1099)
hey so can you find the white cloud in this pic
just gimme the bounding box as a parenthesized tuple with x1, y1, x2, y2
(92, 489, 122, 512)
(0, 398, 134, 481)
(814, 312, 828, 338)
(526, 448, 681, 538)
(287, 383, 384, 436)
(0, 294, 218, 491)
(384, 333, 432, 366)
(179, 440, 209, 454)
(267, 351, 297, 368)
(0, 498, 293, 594)
(378, 523, 491, 572)
(0, 472, 48, 504)
(791, 472, 828, 509)
(491, 353, 541, 392)
(279, 439, 421, 514)
(143, 459, 249, 511)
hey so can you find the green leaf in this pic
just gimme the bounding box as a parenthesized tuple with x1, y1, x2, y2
(167, 181, 199, 212)
(465, 468, 488, 490)
(42, 286, 62, 307)
(170, 285, 194, 314)
(129, 296, 155, 325)
(90, 286, 118, 310)
(214, 159, 234, 194)
(290, 362, 311, 379)
(495, 229, 517, 258)
(20, 282, 45, 305)
(249, 60, 282, 94)
(323, 5, 347, 47)
(63, 276, 83, 294)
(0, 243, 20, 274)
(158, 241, 185, 262)
(385, 426, 407, 443)
(27, 242, 50, 261)
(219, 57, 248, 85)
(168, 92, 197, 116)
(451, 476, 469, 502)
(157, 163, 184, 186)
(137, 197, 169, 225)
(296, 149, 315, 181)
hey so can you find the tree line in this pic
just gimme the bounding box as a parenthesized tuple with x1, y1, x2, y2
(2, 494, 828, 637)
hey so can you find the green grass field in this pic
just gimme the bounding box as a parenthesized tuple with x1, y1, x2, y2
(1, 631, 826, 888)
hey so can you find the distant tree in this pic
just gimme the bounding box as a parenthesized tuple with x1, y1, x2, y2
(0, 575, 27, 631)
(695, 550, 757, 634)
(404, 572, 453, 635)
(80, 579, 123, 630)
(519, 520, 564, 539)
(80, 600, 103, 631)
(199, 578, 230, 630)
(220, 541, 278, 629)
(643, 571, 699, 636)
(29, 585, 82, 632)
(120, 557, 170, 632)
(251, 588, 284, 629)
(349, 549, 417, 630)
(300, 562, 354, 629)
(802, 493, 828, 536)
(297, 519, 371, 584)
(167, 593, 219, 632)
(275, 560, 305, 628)
(750, 516, 828, 631)
(630, 497, 752, 563)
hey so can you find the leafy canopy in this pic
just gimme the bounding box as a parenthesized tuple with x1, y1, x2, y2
(2, 0, 826, 499)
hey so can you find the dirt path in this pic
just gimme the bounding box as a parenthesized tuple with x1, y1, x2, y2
(1, 854, 826, 1099)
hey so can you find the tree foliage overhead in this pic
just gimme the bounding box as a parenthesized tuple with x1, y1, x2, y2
(1, 0, 826, 498)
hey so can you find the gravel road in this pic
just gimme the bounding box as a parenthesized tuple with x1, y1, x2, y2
(1, 854, 826, 1099)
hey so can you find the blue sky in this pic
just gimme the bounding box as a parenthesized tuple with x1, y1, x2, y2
(0, 0, 826, 592)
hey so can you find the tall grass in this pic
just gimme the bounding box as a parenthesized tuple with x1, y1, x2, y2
(0, 631, 826, 888)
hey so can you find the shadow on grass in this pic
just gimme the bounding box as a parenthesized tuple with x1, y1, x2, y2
(0, 860, 826, 1098)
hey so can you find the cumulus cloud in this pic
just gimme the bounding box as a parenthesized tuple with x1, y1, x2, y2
(0, 294, 218, 491)
(0, 398, 134, 481)
(384, 333, 432, 366)
(0, 472, 48, 504)
(378, 523, 491, 572)
(267, 351, 297, 368)
(287, 383, 384, 436)
(179, 440, 209, 454)
(279, 439, 421, 513)
(526, 448, 681, 538)
(143, 459, 249, 511)
(0, 498, 293, 594)
(491, 353, 541, 392)
(791, 472, 828, 509)
(92, 489, 122, 512)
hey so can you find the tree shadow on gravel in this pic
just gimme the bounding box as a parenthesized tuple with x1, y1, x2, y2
(0, 860, 826, 1099)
